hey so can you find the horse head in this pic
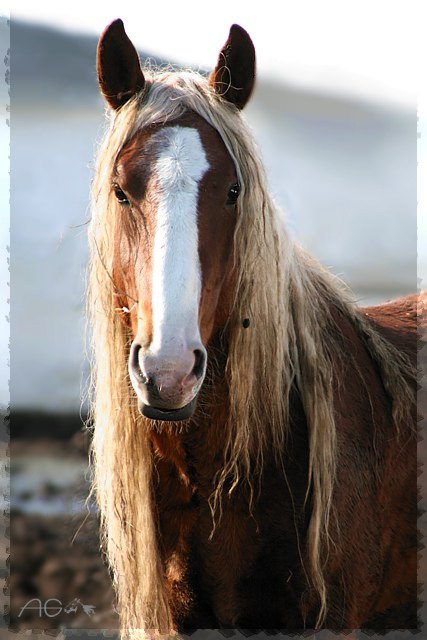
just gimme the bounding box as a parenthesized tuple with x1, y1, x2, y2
(96, 20, 255, 421)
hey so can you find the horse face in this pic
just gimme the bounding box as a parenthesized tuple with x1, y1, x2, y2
(113, 113, 239, 420)
(98, 19, 255, 420)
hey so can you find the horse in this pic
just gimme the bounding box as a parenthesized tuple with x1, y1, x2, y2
(88, 19, 419, 636)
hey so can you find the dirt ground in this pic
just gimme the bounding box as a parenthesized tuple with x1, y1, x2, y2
(9, 431, 119, 633)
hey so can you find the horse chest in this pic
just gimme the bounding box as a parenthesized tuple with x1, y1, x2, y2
(152, 422, 312, 629)
(190, 491, 310, 628)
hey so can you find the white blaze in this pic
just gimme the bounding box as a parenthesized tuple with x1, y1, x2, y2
(150, 126, 209, 354)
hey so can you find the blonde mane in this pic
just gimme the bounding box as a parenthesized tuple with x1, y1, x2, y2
(88, 69, 415, 638)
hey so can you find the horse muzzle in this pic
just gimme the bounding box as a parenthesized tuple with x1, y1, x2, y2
(128, 341, 207, 422)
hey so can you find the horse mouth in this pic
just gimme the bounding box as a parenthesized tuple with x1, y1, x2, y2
(139, 396, 198, 422)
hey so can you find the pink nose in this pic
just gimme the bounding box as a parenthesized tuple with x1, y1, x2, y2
(129, 342, 207, 410)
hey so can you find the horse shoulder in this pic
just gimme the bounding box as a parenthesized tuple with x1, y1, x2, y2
(325, 295, 418, 627)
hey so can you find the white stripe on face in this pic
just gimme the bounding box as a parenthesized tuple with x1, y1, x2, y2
(149, 126, 210, 355)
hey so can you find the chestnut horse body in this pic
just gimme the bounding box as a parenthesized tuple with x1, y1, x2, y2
(89, 20, 419, 634)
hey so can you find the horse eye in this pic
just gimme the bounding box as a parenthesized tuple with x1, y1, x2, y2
(113, 185, 130, 205)
(227, 183, 240, 205)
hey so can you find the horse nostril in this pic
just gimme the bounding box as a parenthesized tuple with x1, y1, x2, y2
(130, 342, 141, 370)
(130, 342, 156, 387)
(192, 349, 206, 380)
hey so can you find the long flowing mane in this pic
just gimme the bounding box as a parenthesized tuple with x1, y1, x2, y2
(88, 69, 416, 636)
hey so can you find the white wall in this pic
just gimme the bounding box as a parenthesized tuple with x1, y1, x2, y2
(12, 106, 101, 411)
(246, 88, 416, 293)
(0, 17, 9, 409)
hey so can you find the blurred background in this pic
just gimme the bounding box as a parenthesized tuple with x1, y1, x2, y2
(2, 1, 425, 634)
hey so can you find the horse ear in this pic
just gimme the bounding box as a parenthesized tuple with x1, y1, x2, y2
(97, 19, 145, 110)
(209, 24, 256, 110)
